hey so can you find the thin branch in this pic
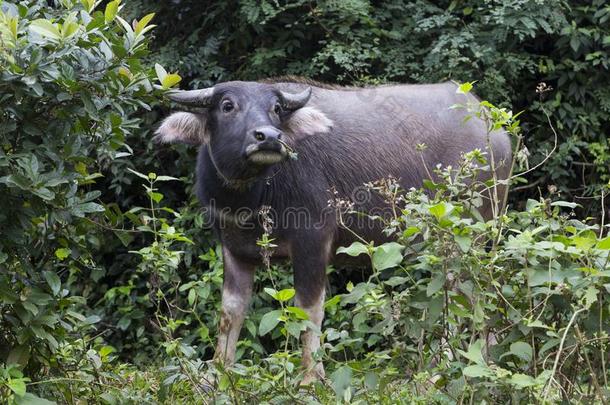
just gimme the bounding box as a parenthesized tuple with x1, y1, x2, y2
(542, 307, 585, 402)
(511, 108, 558, 181)
(511, 176, 545, 193)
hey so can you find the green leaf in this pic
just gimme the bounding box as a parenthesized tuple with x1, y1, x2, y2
(463, 364, 492, 378)
(99, 346, 115, 357)
(7, 345, 30, 369)
(426, 273, 446, 296)
(583, 286, 598, 309)
(403, 226, 420, 238)
(275, 288, 295, 302)
(263, 287, 278, 299)
(29, 19, 61, 40)
(525, 319, 552, 329)
(596, 236, 610, 250)
(15, 392, 56, 405)
(509, 373, 536, 388)
(155, 63, 168, 83)
(428, 202, 445, 219)
(330, 365, 352, 397)
(259, 309, 282, 336)
(286, 306, 309, 320)
(218, 374, 230, 390)
(114, 230, 134, 247)
(115, 15, 133, 33)
(54, 248, 70, 260)
(456, 81, 475, 94)
(570, 36, 580, 52)
(135, 13, 155, 34)
(337, 242, 370, 257)
(148, 191, 163, 203)
(155, 175, 180, 182)
(571, 234, 597, 250)
(429, 202, 454, 221)
(509, 341, 533, 362)
(162, 73, 182, 89)
(550, 201, 578, 208)
(127, 167, 149, 180)
(364, 371, 378, 390)
(458, 339, 486, 365)
(324, 295, 341, 309)
(80, 0, 95, 13)
(32, 187, 55, 201)
(372, 242, 404, 270)
(8, 379, 26, 397)
(117, 316, 131, 330)
(285, 321, 305, 338)
(73, 202, 105, 216)
(454, 234, 472, 253)
(104, 1, 119, 23)
(43, 271, 61, 295)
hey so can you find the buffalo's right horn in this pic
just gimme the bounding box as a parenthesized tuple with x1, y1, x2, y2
(279, 87, 312, 110)
(167, 87, 215, 107)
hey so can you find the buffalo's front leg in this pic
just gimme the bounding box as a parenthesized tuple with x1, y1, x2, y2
(213, 248, 255, 365)
(292, 239, 330, 385)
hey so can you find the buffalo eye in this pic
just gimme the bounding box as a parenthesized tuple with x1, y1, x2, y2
(221, 100, 234, 113)
(274, 103, 282, 115)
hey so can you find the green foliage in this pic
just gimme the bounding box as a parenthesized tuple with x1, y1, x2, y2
(0, 0, 165, 401)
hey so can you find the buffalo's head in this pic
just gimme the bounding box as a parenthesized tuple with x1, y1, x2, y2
(154, 81, 332, 175)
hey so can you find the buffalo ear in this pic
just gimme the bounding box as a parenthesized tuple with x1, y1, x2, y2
(284, 106, 333, 137)
(154, 112, 209, 145)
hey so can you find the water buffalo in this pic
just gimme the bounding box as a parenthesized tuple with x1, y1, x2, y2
(154, 77, 511, 384)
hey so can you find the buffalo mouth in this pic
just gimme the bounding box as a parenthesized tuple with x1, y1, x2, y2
(245, 142, 287, 165)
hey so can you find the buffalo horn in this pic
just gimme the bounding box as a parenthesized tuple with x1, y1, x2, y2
(167, 87, 215, 107)
(279, 87, 312, 110)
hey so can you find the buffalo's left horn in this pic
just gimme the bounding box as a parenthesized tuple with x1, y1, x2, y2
(279, 87, 312, 110)
(167, 87, 215, 107)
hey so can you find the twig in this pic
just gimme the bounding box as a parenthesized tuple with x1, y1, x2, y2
(511, 176, 545, 193)
(510, 108, 558, 181)
(600, 188, 606, 239)
(542, 307, 585, 402)
(575, 326, 607, 405)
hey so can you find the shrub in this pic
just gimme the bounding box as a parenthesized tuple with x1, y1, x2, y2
(0, 0, 163, 401)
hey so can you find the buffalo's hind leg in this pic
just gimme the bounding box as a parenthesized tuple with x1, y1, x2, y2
(292, 237, 330, 385)
(213, 247, 255, 366)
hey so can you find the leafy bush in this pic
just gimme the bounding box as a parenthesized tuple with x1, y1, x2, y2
(0, 0, 163, 401)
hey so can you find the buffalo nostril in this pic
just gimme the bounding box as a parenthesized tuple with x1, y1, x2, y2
(254, 131, 265, 141)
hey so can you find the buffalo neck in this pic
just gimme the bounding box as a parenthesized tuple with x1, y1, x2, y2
(197, 145, 274, 211)
(207, 142, 277, 188)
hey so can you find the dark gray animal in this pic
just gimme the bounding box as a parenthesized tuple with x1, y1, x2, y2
(155, 77, 511, 384)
